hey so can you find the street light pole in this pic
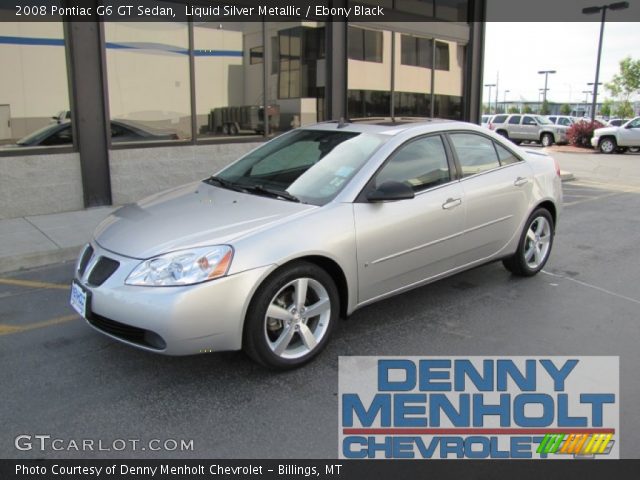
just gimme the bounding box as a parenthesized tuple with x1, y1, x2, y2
(484, 84, 496, 114)
(537, 70, 556, 104)
(582, 2, 629, 120)
(582, 90, 592, 117)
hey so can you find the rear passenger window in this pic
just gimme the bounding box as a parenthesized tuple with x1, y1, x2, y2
(523, 116, 536, 125)
(508, 115, 521, 124)
(376, 135, 451, 192)
(449, 133, 500, 177)
(494, 143, 520, 165)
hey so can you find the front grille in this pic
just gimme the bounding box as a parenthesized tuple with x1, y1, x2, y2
(78, 245, 94, 276)
(87, 257, 119, 286)
(87, 313, 166, 350)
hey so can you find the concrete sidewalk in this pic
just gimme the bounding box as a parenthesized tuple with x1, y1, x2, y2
(0, 169, 575, 274)
(0, 206, 115, 274)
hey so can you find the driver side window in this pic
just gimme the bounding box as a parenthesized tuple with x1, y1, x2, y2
(375, 135, 451, 192)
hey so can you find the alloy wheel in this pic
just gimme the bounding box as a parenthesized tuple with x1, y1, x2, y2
(523, 216, 552, 269)
(263, 278, 331, 359)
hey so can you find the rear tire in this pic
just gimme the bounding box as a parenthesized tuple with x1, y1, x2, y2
(497, 130, 509, 139)
(629, 147, 639, 153)
(541, 133, 554, 147)
(230, 124, 239, 135)
(503, 208, 554, 277)
(599, 137, 616, 154)
(243, 262, 339, 370)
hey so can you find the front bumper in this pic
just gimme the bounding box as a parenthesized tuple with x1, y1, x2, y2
(74, 242, 273, 355)
(591, 136, 600, 148)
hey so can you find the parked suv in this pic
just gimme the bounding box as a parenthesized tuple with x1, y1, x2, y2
(547, 115, 576, 127)
(490, 114, 568, 146)
(591, 117, 640, 153)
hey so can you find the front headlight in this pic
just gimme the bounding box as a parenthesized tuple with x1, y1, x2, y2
(125, 245, 233, 286)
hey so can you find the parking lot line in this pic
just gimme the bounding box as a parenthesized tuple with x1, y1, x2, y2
(0, 314, 78, 336)
(0, 278, 69, 290)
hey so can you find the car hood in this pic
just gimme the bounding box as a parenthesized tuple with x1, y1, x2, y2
(594, 126, 617, 135)
(94, 181, 316, 259)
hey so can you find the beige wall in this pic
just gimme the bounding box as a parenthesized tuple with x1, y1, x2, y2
(348, 30, 393, 92)
(0, 22, 70, 140)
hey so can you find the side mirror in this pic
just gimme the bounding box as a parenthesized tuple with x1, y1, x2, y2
(367, 181, 415, 202)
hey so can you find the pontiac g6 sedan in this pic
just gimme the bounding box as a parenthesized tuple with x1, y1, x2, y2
(70, 120, 562, 369)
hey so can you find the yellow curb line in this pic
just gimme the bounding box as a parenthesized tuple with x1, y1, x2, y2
(0, 314, 79, 336)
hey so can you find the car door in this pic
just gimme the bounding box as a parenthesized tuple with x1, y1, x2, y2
(522, 115, 538, 141)
(618, 118, 640, 146)
(353, 134, 465, 303)
(507, 115, 522, 138)
(447, 132, 533, 264)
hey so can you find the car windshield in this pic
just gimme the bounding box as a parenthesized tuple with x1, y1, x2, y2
(16, 124, 59, 145)
(214, 129, 387, 206)
(535, 116, 553, 125)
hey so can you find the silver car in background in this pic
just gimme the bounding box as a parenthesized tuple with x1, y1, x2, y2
(70, 120, 562, 369)
(490, 114, 568, 146)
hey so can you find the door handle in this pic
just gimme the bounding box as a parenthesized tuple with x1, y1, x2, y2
(442, 198, 462, 210)
(514, 177, 529, 187)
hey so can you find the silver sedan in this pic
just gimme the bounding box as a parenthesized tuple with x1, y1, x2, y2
(70, 120, 562, 369)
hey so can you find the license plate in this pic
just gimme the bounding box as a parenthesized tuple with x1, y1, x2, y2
(70, 280, 89, 318)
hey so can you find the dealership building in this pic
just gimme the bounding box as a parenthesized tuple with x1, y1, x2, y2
(0, 1, 486, 219)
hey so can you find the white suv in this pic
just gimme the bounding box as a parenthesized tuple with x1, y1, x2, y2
(591, 117, 640, 154)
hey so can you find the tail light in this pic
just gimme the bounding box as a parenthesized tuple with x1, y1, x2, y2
(488, 122, 494, 130)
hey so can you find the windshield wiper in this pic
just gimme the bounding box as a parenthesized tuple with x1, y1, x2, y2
(206, 177, 301, 203)
(204, 176, 248, 193)
(242, 185, 301, 203)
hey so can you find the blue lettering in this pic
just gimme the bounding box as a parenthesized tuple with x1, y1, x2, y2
(342, 393, 391, 427)
(581, 393, 615, 427)
(557, 393, 587, 427)
(472, 393, 511, 427)
(513, 393, 554, 427)
(378, 359, 416, 391)
(418, 359, 451, 391)
(540, 359, 578, 391)
(454, 359, 494, 391)
(497, 359, 536, 391)
(429, 393, 470, 427)
(393, 394, 427, 427)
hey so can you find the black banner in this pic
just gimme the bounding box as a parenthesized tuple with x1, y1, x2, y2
(1, 0, 640, 22)
(2, 460, 640, 480)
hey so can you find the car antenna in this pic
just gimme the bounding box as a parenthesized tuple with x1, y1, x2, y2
(337, 117, 348, 128)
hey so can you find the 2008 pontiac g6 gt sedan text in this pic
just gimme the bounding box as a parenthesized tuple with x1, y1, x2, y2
(70, 120, 562, 369)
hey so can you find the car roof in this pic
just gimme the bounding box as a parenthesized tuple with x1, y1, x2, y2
(303, 118, 461, 136)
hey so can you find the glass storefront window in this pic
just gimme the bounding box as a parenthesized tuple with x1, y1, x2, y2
(347, 26, 390, 118)
(433, 40, 464, 119)
(104, 22, 190, 143)
(194, 23, 265, 139)
(266, 22, 326, 134)
(0, 19, 71, 148)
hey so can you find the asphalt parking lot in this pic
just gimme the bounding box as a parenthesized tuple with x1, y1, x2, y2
(1, 151, 639, 459)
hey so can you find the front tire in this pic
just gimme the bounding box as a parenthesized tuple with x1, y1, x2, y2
(541, 133, 554, 147)
(599, 137, 617, 154)
(503, 208, 554, 277)
(243, 262, 339, 370)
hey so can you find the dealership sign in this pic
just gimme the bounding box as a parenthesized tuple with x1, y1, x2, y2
(339, 356, 619, 459)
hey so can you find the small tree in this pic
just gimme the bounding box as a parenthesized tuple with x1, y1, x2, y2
(605, 56, 640, 118)
(523, 105, 533, 114)
(540, 100, 551, 115)
(613, 100, 634, 119)
(560, 104, 572, 115)
(600, 98, 613, 118)
(508, 106, 519, 114)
